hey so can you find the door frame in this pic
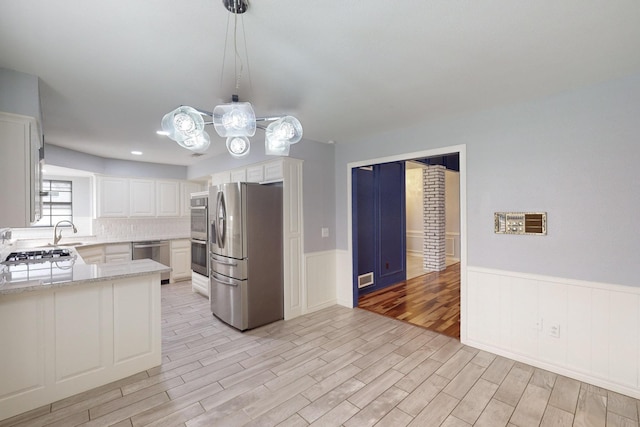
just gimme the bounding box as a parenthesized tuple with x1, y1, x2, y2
(346, 144, 468, 341)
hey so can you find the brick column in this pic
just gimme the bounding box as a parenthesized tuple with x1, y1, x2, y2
(423, 165, 446, 272)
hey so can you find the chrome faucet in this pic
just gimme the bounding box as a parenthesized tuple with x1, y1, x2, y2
(53, 220, 77, 246)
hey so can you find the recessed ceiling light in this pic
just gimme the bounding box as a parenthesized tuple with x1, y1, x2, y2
(156, 130, 170, 136)
(131, 151, 143, 155)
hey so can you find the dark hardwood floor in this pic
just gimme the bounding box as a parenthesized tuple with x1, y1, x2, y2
(358, 262, 461, 339)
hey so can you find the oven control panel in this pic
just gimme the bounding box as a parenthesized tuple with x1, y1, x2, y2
(494, 212, 547, 235)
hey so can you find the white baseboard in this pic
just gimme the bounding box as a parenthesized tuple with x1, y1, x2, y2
(466, 266, 640, 399)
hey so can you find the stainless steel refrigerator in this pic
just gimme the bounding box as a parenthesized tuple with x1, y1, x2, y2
(209, 182, 283, 330)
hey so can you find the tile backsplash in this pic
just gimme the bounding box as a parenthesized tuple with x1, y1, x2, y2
(94, 218, 190, 241)
(5, 217, 190, 249)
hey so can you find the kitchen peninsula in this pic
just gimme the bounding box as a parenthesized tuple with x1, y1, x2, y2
(0, 250, 170, 421)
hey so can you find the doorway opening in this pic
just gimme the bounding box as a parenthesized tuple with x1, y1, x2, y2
(350, 148, 464, 340)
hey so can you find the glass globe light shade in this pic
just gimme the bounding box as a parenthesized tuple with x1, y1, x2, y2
(265, 137, 290, 156)
(213, 102, 256, 137)
(265, 116, 303, 145)
(226, 136, 251, 158)
(178, 131, 210, 153)
(161, 106, 205, 142)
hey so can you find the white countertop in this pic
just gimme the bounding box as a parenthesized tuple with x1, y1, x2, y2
(0, 254, 171, 295)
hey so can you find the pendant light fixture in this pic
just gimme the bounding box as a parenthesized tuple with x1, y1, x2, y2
(160, 0, 303, 158)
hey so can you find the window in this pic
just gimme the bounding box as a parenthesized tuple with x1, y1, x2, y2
(34, 179, 73, 227)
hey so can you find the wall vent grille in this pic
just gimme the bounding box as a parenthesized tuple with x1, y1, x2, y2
(358, 272, 374, 288)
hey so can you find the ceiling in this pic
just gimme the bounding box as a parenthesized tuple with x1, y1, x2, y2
(1, 1, 640, 166)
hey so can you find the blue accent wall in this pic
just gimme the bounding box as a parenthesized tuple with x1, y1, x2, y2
(352, 162, 406, 300)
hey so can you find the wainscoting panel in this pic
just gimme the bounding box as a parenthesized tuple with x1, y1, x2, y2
(304, 250, 338, 313)
(466, 266, 640, 399)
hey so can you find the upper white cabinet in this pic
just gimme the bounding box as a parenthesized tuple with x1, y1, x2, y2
(0, 112, 42, 227)
(180, 181, 203, 216)
(96, 176, 201, 219)
(97, 177, 129, 218)
(129, 179, 155, 217)
(211, 159, 284, 186)
(156, 181, 180, 217)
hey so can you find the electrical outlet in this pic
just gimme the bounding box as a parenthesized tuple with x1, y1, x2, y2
(321, 227, 329, 238)
(548, 323, 560, 338)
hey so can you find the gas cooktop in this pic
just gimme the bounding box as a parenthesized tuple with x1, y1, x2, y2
(4, 249, 72, 265)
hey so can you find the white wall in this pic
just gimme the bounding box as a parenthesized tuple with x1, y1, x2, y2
(445, 170, 460, 261)
(0, 68, 41, 123)
(336, 72, 640, 288)
(405, 166, 423, 254)
(333, 72, 640, 398)
(45, 144, 188, 180)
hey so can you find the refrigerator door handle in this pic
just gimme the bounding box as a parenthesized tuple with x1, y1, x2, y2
(216, 191, 226, 248)
(210, 256, 238, 267)
(211, 272, 238, 287)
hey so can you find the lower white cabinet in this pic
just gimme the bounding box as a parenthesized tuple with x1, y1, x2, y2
(170, 239, 191, 283)
(75, 245, 104, 264)
(0, 275, 161, 420)
(76, 243, 131, 264)
(192, 271, 209, 298)
(104, 243, 131, 263)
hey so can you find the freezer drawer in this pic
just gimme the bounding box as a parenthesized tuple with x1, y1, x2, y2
(210, 270, 283, 331)
(210, 271, 246, 330)
(210, 252, 247, 280)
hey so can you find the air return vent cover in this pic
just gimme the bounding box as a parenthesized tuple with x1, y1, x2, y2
(358, 272, 374, 288)
(494, 212, 547, 235)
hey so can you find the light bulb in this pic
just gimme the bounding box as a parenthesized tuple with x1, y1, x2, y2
(226, 136, 250, 158)
(161, 106, 205, 142)
(213, 102, 256, 137)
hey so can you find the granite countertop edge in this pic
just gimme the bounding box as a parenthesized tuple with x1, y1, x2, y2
(0, 259, 172, 296)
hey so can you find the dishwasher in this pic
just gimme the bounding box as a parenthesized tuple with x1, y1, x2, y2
(132, 241, 170, 284)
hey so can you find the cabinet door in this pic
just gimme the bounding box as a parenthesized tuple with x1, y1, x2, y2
(230, 169, 246, 183)
(156, 181, 180, 217)
(0, 112, 36, 227)
(180, 182, 202, 217)
(170, 240, 191, 282)
(97, 177, 129, 217)
(129, 179, 156, 217)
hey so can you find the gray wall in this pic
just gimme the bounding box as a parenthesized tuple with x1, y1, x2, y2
(0, 68, 41, 123)
(335, 72, 640, 287)
(46, 144, 188, 180)
(189, 139, 336, 253)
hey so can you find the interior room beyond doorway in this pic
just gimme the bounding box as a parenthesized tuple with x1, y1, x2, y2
(353, 153, 462, 339)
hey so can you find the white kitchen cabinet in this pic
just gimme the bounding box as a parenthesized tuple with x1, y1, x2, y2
(76, 245, 105, 264)
(0, 275, 161, 420)
(230, 169, 247, 183)
(180, 181, 203, 217)
(156, 180, 180, 217)
(0, 112, 42, 227)
(263, 160, 284, 182)
(104, 243, 131, 263)
(129, 179, 156, 217)
(211, 171, 231, 186)
(192, 271, 209, 298)
(96, 176, 129, 217)
(170, 239, 191, 283)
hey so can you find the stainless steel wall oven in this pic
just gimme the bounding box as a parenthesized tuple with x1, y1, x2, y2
(190, 192, 208, 277)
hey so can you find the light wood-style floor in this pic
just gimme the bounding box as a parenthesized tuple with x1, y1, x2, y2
(3, 281, 639, 427)
(359, 261, 461, 339)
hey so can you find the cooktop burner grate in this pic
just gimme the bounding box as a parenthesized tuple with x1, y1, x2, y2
(4, 249, 72, 264)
